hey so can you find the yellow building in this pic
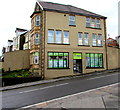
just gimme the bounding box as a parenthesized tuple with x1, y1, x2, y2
(30, 1, 107, 79)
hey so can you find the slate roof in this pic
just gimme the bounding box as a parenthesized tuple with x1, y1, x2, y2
(37, 1, 106, 19)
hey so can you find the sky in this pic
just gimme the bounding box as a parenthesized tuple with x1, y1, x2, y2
(0, 0, 119, 56)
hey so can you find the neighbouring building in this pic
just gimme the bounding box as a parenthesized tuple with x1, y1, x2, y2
(107, 37, 118, 47)
(23, 31, 31, 50)
(30, 1, 108, 79)
(13, 28, 28, 51)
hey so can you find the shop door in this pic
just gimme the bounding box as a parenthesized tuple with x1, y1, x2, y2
(73, 53, 82, 73)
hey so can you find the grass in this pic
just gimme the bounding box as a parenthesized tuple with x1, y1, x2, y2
(0, 69, 32, 78)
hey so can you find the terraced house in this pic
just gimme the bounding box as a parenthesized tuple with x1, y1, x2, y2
(30, 0, 107, 79)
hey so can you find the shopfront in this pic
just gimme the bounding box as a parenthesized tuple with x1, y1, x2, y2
(73, 53, 82, 73)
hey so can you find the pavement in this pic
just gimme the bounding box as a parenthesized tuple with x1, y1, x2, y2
(1, 68, 119, 91)
(24, 83, 119, 109)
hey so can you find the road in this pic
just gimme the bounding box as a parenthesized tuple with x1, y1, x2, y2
(2, 72, 119, 109)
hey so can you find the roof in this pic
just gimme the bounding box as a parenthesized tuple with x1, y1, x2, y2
(8, 40, 13, 42)
(15, 28, 28, 33)
(36, 1, 106, 19)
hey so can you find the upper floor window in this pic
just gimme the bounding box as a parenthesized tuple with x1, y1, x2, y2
(96, 19, 100, 28)
(36, 15, 40, 26)
(35, 33, 39, 44)
(63, 31, 69, 44)
(98, 34, 102, 46)
(69, 16, 75, 25)
(78, 32, 83, 45)
(48, 30, 54, 43)
(84, 33, 89, 45)
(92, 33, 97, 46)
(91, 18, 95, 28)
(56, 30, 62, 44)
(86, 18, 90, 27)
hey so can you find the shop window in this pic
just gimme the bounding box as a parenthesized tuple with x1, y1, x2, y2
(48, 52, 69, 68)
(86, 53, 103, 68)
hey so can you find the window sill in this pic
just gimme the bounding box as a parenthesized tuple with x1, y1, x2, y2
(47, 68, 70, 69)
(47, 43, 70, 45)
(92, 46, 103, 47)
(86, 67, 104, 69)
(78, 45, 90, 47)
(69, 24, 76, 27)
(86, 27, 101, 30)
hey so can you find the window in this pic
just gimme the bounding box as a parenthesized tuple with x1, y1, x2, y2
(63, 31, 69, 44)
(86, 18, 90, 27)
(78, 32, 83, 45)
(69, 16, 75, 25)
(96, 19, 100, 28)
(35, 33, 39, 44)
(56, 30, 62, 44)
(92, 33, 97, 46)
(34, 52, 39, 64)
(84, 33, 89, 45)
(91, 18, 95, 28)
(48, 30, 54, 43)
(98, 34, 102, 46)
(48, 52, 69, 68)
(86, 53, 103, 68)
(36, 15, 40, 26)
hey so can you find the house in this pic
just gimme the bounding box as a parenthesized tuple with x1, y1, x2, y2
(23, 31, 31, 50)
(13, 28, 28, 51)
(30, 1, 108, 79)
(107, 37, 118, 47)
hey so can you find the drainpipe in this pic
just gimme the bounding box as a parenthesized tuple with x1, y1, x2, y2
(104, 19, 108, 70)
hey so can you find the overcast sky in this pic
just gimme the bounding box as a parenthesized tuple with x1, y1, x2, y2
(0, 0, 119, 56)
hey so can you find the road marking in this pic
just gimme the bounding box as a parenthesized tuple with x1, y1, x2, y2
(87, 73, 118, 80)
(55, 83, 69, 87)
(19, 89, 39, 94)
(19, 83, 69, 94)
(19, 83, 119, 109)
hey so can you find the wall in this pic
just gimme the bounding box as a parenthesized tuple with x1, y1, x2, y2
(0, 62, 2, 69)
(3, 50, 30, 72)
(44, 11, 107, 79)
(107, 47, 120, 69)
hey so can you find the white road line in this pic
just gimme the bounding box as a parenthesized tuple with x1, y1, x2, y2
(55, 83, 69, 87)
(19, 83, 69, 94)
(19, 82, 119, 109)
(19, 89, 39, 94)
(87, 73, 118, 80)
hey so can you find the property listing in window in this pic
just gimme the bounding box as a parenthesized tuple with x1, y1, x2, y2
(86, 53, 103, 68)
(48, 52, 69, 68)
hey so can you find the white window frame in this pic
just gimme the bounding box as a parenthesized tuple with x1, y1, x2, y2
(63, 31, 69, 44)
(98, 34, 102, 46)
(36, 15, 40, 26)
(35, 33, 39, 44)
(96, 19, 101, 28)
(34, 52, 39, 64)
(92, 33, 97, 46)
(69, 16, 75, 25)
(84, 33, 89, 45)
(86, 17, 90, 27)
(56, 30, 62, 44)
(48, 30, 54, 43)
(78, 32, 83, 45)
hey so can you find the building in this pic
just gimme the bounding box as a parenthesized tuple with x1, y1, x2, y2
(107, 37, 118, 47)
(29, 1, 107, 79)
(23, 31, 31, 50)
(13, 28, 28, 51)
